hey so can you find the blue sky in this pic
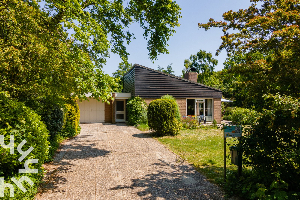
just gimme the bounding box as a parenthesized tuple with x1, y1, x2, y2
(104, 0, 252, 76)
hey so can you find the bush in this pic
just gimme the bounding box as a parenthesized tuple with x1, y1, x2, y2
(126, 96, 148, 126)
(148, 99, 182, 136)
(226, 95, 300, 199)
(24, 97, 64, 140)
(161, 95, 181, 121)
(181, 116, 198, 129)
(60, 98, 81, 138)
(224, 107, 259, 125)
(0, 93, 49, 178)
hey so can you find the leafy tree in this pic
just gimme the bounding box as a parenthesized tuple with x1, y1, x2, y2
(199, 0, 300, 108)
(1, 0, 181, 102)
(0, 0, 94, 100)
(184, 50, 218, 84)
(199, 1, 300, 198)
(41, 0, 181, 62)
(157, 63, 175, 75)
(112, 62, 133, 92)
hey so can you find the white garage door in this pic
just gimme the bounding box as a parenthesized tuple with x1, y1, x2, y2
(78, 98, 105, 123)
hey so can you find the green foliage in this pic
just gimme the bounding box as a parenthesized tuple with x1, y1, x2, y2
(160, 95, 181, 121)
(148, 99, 182, 136)
(60, 99, 81, 138)
(183, 50, 218, 84)
(126, 96, 148, 126)
(213, 119, 217, 127)
(225, 170, 300, 200)
(24, 97, 65, 162)
(0, 94, 49, 178)
(181, 116, 198, 129)
(224, 107, 260, 125)
(112, 62, 133, 92)
(2, 173, 43, 200)
(0, 0, 101, 101)
(225, 95, 300, 199)
(199, 1, 300, 109)
(40, 0, 181, 62)
(136, 123, 150, 132)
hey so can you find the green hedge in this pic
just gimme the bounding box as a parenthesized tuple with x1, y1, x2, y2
(60, 98, 81, 138)
(223, 107, 260, 125)
(225, 95, 300, 199)
(127, 96, 148, 126)
(148, 99, 182, 136)
(0, 93, 49, 178)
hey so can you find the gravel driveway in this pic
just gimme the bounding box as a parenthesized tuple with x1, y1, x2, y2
(35, 123, 225, 200)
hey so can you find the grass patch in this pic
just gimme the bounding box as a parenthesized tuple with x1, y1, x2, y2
(156, 127, 238, 186)
(136, 123, 149, 131)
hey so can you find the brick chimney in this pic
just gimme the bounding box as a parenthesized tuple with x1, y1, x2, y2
(184, 72, 198, 83)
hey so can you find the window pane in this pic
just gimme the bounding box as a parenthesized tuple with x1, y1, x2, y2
(116, 114, 124, 119)
(116, 101, 124, 111)
(205, 99, 213, 121)
(187, 99, 195, 115)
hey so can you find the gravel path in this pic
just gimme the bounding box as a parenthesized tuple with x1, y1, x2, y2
(35, 123, 225, 200)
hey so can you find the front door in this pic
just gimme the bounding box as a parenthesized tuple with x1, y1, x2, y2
(115, 100, 126, 122)
(196, 99, 205, 121)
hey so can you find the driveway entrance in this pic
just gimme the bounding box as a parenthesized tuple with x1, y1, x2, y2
(36, 123, 224, 199)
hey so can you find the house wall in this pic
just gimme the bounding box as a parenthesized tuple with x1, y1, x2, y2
(213, 98, 222, 123)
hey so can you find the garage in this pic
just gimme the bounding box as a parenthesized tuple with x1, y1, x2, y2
(78, 98, 105, 123)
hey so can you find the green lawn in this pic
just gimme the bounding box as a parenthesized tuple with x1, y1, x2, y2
(156, 127, 237, 186)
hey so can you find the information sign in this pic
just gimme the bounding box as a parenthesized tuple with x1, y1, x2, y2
(224, 126, 242, 138)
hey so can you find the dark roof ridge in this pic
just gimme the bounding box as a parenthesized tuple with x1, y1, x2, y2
(132, 64, 222, 92)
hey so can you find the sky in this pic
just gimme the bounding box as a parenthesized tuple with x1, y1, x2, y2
(103, 0, 252, 77)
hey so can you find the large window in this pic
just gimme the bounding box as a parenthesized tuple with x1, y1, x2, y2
(186, 99, 213, 122)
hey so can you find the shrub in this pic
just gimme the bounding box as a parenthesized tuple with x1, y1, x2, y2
(181, 116, 198, 129)
(225, 107, 259, 125)
(148, 99, 182, 136)
(223, 106, 234, 121)
(126, 96, 148, 126)
(0, 93, 49, 178)
(24, 97, 65, 140)
(226, 94, 300, 199)
(60, 98, 81, 138)
(161, 95, 181, 121)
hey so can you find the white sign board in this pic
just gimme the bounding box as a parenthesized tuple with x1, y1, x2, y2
(224, 126, 242, 138)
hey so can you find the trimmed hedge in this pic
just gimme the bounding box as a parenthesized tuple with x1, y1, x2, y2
(148, 99, 182, 136)
(127, 96, 148, 126)
(0, 93, 49, 178)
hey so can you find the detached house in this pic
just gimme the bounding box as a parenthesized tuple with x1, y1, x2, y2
(78, 64, 222, 124)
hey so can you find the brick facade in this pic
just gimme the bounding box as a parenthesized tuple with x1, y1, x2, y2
(184, 72, 198, 83)
(213, 98, 222, 123)
(105, 96, 222, 124)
